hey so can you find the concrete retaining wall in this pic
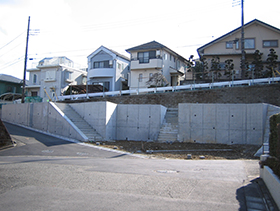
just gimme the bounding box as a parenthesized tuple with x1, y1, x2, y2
(70, 101, 118, 140)
(116, 104, 166, 141)
(2, 102, 86, 141)
(2, 101, 270, 144)
(70, 102, 166, 141)
(178, 103, 265, 145)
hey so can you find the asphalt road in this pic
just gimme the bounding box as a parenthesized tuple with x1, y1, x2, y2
(0, 122, 264, 211)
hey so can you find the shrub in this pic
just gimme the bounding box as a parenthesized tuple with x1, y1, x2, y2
(263, 113, 280, 179)
(269, 114, 280, 159)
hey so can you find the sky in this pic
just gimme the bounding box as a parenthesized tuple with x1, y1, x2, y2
(0, 0, 280, 80)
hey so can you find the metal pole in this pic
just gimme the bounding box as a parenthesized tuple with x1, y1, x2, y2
(21, 16, 30, 103)
(241, 0, 246, 79)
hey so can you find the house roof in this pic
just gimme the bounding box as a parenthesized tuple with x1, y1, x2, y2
(197, 19, 280, 57)
(88, 46, 130, 61)
(126, 41, 189, 62)
(0, 74, 22, 84)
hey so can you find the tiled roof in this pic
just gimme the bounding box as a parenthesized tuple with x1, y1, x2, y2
(126, 41, 167, 52)
(126, 41, 188, 62)
(0, 74, 22, 84)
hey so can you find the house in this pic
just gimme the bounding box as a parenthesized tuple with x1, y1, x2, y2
(87, 46, 130, 91)
(0, 74, 22, 102)
(126, 41, 191, 90)
(26, 57, 87, 102)
(197, 19, 280, 80)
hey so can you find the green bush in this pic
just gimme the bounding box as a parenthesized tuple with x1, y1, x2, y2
(269, 114, 280, 159)
(265, 113, 280, 179)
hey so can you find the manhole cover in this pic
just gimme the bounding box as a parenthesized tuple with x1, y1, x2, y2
(77, 152, 89, 156)
(42, 150, 54, 153)
(156, 170, 179, 174)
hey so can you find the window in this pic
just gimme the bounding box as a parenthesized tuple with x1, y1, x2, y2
(31, 91, 37, 97)
(45, 70, 56, 81)
(139, 73, 143, 82)
(117, 63, 121, 70)
(138, 51, 156, 63)
(33, 74, 37, 84)
(236, 38, 255, 49)
(93, 60, 110, 68)
(149, 73, 153, 79)
(226, 41, 233, 49)
(263, 40, 278, 48)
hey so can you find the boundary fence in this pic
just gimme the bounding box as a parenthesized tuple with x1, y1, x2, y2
(57, 77, 280, 101)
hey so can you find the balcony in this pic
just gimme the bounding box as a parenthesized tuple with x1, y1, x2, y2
(88, 68, 115, 79)
(131, 58, 162, 70)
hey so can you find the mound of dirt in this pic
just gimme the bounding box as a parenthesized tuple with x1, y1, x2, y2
(93, 140, 260, 160)
(0, 120, 13, 149)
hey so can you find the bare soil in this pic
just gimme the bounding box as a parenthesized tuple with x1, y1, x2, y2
(95, 140, 260, 160)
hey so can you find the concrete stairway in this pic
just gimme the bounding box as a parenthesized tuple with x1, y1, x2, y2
(255, 104, 280, 156)
(157, 108, 178, 143)
(55, 103, 103, 142)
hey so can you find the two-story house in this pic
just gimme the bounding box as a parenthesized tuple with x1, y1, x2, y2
(87, 46, 130, 91)
(26, 57, 87, 102)
(126, 41, 190, 90)
(197, 19, 280, 79)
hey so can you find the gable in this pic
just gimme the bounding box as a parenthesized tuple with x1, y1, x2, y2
(197, 19, 280, 57)
(91, 50, 113, 62)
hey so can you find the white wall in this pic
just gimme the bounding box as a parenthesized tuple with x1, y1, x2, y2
(178, 103, 264, 145)
(71, 102, 166, 141)
(2, 102, 86, 141)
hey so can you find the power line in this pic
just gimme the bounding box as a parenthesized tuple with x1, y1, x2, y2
(0, 31, 25, 51)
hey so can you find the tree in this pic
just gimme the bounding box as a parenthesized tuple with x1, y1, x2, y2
(146, 72, 169, 87)
(193, 60, 204, 80)
(186, 55, 195, 80)
(210, 56, 221, 81)
(251, 50, 264, 79)
(223, 59, 235, 79)
(265, 48, 278, 77)
(200, 57, 208, 80)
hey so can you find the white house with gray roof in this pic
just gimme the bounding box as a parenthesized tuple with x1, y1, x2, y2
(126, 41, 191, 90)
(87, 46, 130, 91)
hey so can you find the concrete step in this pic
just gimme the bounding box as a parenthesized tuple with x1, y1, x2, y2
(157, 108, 178, 142)
(54, 103, 103, 142)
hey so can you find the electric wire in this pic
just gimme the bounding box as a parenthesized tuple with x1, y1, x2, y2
(0, 31, 25, 50)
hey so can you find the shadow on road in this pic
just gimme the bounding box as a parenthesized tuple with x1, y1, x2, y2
(236, 178, 279, 211)
(3, 122, 74, 147)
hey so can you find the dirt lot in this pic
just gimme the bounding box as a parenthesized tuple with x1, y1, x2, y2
(93, 140, 260, 160)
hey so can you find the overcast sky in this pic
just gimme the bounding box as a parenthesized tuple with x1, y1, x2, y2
(0, 0, 280, 79)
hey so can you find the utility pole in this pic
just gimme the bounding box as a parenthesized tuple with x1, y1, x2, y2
(240, 0, 246, 79)
(21, 16, 30, 103)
